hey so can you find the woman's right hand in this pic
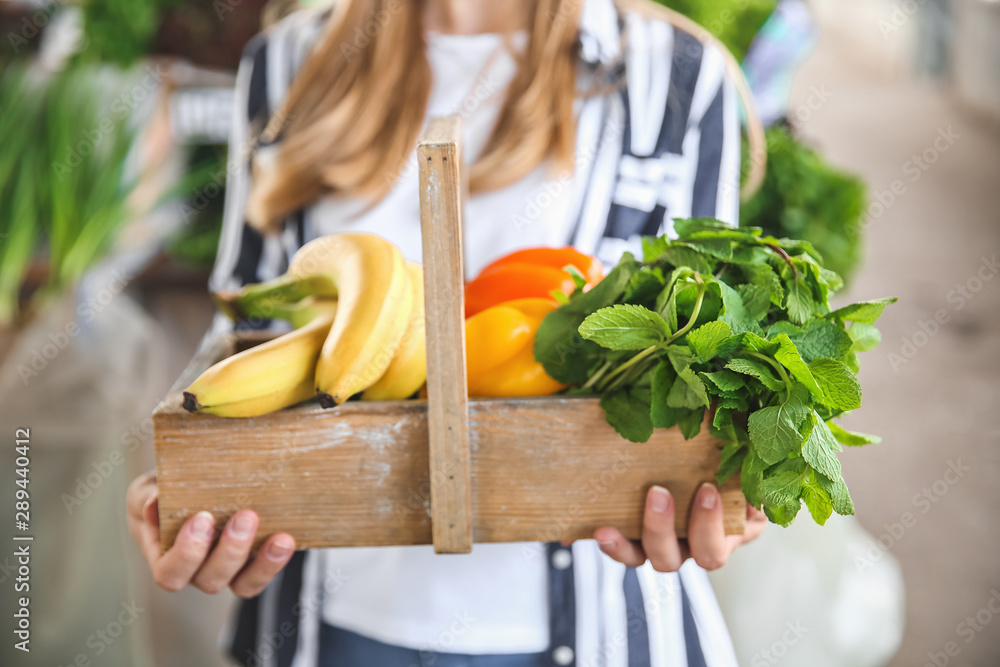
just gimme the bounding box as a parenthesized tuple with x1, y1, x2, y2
(126, 470, 296, 597)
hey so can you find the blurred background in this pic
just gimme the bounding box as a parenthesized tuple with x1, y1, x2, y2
(0, 0, 996, 665)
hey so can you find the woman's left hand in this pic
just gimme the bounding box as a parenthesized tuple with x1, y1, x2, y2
(594, 483, 767, 572)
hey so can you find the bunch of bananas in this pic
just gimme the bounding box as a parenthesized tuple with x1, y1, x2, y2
(183, 233, 426, 418)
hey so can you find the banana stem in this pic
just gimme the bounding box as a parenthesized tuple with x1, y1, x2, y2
(214, 274, 338, 323)
(238, 274, 337, 314)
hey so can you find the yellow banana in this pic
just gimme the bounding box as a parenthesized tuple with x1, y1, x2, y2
(285, 234, 413, 407)
(362, 262, 426, 401)
(182, 300, 337, 418)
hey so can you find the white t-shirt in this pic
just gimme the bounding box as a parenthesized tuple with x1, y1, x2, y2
(311, 31, 561, 652)
(308, 31, 576, 277)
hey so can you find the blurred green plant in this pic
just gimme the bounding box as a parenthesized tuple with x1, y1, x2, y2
(0, 63, 138, 326)
(165, 145, 228, 269)
(655, 0, 777, 61)
(741, 126, 868, 283)
(78, 0, 181, 67)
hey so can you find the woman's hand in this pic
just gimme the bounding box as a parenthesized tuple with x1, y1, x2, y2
(594, 483, 766, 572)
(126, 470, 296, 597)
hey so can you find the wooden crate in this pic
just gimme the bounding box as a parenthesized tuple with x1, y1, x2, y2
(153, 118, 745, 553)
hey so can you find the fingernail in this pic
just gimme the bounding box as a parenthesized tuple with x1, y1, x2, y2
(649, 486, 671, 513)
(229, 511, 256, 540)
(190, 512, 215, 543)
(267, 537, 294, 561)
(597, 538, 616, 549)
(699, 483, 718, 510)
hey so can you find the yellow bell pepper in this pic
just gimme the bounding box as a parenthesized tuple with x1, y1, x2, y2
(465, 298, 566, 397)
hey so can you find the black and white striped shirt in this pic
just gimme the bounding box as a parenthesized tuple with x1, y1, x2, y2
(214, 1, 742, 665)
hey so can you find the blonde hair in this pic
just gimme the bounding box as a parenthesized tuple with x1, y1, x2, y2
(247, 0, 764, 233)
(248, 0, 583, 232)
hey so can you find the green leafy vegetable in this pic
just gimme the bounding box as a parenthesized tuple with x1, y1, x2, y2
(533, 219, 895, 527)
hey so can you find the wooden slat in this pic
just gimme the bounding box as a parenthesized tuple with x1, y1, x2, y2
(417, 117, 473, 554)
(154, 335, 745, 552)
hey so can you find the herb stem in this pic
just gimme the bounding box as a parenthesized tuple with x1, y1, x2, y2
(764, 243, 797, 279)
(582, 360, 613, 390)
(665, 283, 707, 345)
(747, 351, 794, 393)
(597, 344, 660, 392)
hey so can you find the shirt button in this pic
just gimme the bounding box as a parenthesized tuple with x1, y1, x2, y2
(552, 645, 574, 665)
(551, 548, 573, 570)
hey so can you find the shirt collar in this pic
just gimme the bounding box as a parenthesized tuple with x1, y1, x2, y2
(578, 0, 623, 66)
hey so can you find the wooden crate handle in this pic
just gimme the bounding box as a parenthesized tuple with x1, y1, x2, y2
(418, 117, 473, 554)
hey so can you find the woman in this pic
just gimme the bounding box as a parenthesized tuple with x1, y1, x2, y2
(127, 0, 768, 664)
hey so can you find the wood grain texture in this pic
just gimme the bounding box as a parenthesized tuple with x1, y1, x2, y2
(154, 335, 746, 552)
(417, 117, 473, 554)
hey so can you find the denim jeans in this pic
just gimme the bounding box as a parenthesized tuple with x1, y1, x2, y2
(318, 623, 551, 667)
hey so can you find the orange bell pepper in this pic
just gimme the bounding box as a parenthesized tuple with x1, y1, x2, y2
(465, 298, 566, 397)
(478, 247, 604, 285)
(464, 247, 603, 317)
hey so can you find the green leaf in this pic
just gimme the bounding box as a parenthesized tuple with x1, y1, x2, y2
(716, 440, 746, 484)
(801, 411, 842, 481)
(651, 361, 685, 429)
(666, 346, 710, 409)
(785, 278, 815, 325)
(783, 383, 813, 428)
(685, 321, 733, 362)
(642, 235, 669, 263)
(717, 280, 762, 335)
(802, 474, 834, 525)
(565, 265, 588, 290)
(848, 322, 882, 352)
(743, 263, 784, 304)
(788, 319, 854, 362)
(659, 245, 714, 274)
(726, 357, 785, 392)
(739, 331, 778, 354)
(601, 388, 654, 443)
(809, 358, 862, 410)
(764, 500, 802, 527)
(827, 421, 882, 446)
(758, 458, 807, 506)
(678, 407, 706, 439)
(579, 304, 670, 350)
(768, 321, 802, 337)
(827, 297, 898, 324)
(741, 460, 764, 508)
(815, 473, 855, 516)
(623, 266, 665, 305)
(701, 369, 746, 392)
(771, 334, 823, 400)
(534, 255, 639, 384)
(672, 217, 735, 238)
(654, 267, 692, 331)
(737, 283, 771, 321)
(687, 237, 734, 261)
(748, 403, 805, 465)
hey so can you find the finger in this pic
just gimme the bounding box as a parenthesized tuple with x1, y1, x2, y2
(741, 503, 768, 545)
(125, 474, 162, 567)
(687, 483, 730, 571)
(152, 511, 216, 592)
(230, 533, 296, 599)
(133, 497, 165, 567)
(126, 471, 156, 517)
(641, 486, 685, 572)
(192, 511, 259, 594)
(594, 526, 646, 568)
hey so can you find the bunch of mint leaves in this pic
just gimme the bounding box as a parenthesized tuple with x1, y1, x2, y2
(533, 218, 896, 527)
